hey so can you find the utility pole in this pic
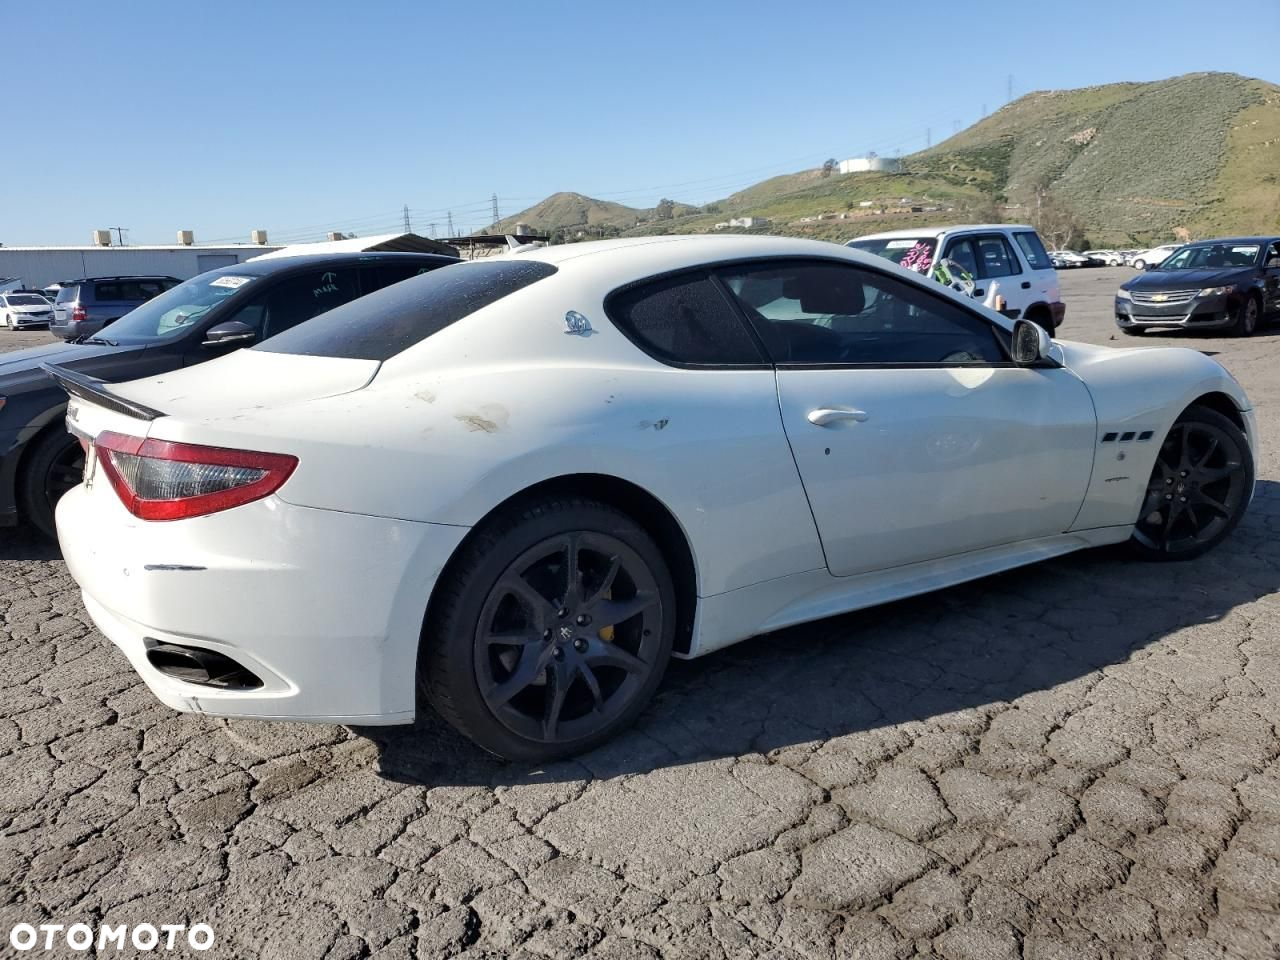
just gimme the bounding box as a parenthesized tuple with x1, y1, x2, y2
(490, 193, 500, 227)
(110, 226, 127, 246)
(402, 204, 411, 233)
(446, 211, 454, 237)
(982, 103, 987, 118)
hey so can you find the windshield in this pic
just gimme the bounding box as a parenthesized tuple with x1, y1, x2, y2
(1158, 244, 1260, 271)
(102, 272, 259, 343)
(5, 294, 47, 306)
(847, 237, 938, 274)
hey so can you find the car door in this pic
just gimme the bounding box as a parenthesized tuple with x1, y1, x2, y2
(716, 258, 1097, 577)
(1263, 241, 1280, 317)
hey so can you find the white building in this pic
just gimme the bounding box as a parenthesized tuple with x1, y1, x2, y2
(837, 154, 902, 175)
(0, 241, 280, 289)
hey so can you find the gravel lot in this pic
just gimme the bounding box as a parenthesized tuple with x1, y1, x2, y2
(2, 266, 1278, 959)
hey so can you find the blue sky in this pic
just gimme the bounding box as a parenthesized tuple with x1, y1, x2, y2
(4, 0, 1278, 245)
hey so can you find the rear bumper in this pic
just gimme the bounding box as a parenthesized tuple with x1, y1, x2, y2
(56, 484, 470, 724)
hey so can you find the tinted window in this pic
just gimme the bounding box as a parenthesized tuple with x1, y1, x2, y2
(1160, 243, 1261, 270)
(976, 236, 1020, 278)
(606, 272, 762, 366)
(718, 260, 1006, 366)
(258, 260, 557, 361)
(1013, 231, 1053, 270)
(226, 267, 360, 339)
(94, 282, 121, 300)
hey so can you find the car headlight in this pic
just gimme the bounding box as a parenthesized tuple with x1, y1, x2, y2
(1116, 288, 1132, 300)
(1199, 285, 1235, 297)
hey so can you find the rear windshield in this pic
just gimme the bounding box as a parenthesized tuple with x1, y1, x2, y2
(5, 294, 47, 306)
(847, 237, 938, 274)
(55, 285, 80, 302)
(257, 259, 558, 361)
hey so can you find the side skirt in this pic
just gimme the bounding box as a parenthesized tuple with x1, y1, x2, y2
(683, 526, 1133, 658)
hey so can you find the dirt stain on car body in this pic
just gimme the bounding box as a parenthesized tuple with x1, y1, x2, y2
(456, 404, 509, 433)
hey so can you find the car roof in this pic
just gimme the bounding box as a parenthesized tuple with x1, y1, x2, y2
(1180, 236, 1278, 245)
(63, 275, 182, 283)
(848, 224, 1036, 241)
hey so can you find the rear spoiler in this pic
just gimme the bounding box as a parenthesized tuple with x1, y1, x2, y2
(41, 363, 165, 422)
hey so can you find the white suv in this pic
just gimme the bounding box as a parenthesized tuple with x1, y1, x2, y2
(847, 224, 1066, 330)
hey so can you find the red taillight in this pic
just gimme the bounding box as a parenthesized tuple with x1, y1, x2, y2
(93, 431, 298, 521)
(71, 304, 87, 322)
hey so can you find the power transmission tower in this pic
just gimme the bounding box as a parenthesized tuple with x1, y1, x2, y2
(446, 211, 454, 237)
(491, 193, 500, 227)
(1007, 74, 1014, 103)
(403, 204, 411, 233)
(925, 127, 931, 148)
(982, 103, 987, 118)
(429, 222, 437, 238)
(953, 120, 961, 135)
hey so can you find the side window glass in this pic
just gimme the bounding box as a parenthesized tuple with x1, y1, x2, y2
(365, 262, 440, 292)
(943, 239, 979, 278)
(1014, 231, 1053, 270)
(95, 282, 120, 301)
(718, 260, 1006, 366)
(225, 269, 360, 341)
(976, 236, 1020, 278)
(605, 272, 762, 365)
(137, 281, 165, 300)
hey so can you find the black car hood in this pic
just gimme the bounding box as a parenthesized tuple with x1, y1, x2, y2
(1124, 267, 1254, 290)
(0, 340, 132, 373)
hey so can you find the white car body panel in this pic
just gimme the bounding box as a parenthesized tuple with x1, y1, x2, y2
(54, 235, 1257, 724)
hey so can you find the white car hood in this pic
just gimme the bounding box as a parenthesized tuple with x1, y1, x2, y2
(109, 349, 380, 420)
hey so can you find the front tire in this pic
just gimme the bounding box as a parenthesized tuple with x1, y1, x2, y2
(1133, 259, 1146, 271)
(421, 497, 676, 761)
(1129, 406, 1253, 561)
(1230, 295, 1260, 337)
(19, 429, 84, 539)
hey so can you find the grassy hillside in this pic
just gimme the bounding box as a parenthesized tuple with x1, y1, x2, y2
(493, 72, 1280, 247)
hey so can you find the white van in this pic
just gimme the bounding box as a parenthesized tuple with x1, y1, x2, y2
(847, 224, 1066, 330)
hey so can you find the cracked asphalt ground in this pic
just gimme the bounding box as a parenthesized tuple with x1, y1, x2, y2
(2, 266, 1279, 959)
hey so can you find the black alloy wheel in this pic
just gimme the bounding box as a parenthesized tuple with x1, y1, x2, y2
(1232, 296, 1259, 337)
(423, 499, 675, 760)
(21, 431, 85, 539)
(1130, 406, 1253, 560)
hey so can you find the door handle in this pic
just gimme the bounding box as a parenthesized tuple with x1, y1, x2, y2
(1021, 281, 1032, 289)
(807, 407, 869, 426)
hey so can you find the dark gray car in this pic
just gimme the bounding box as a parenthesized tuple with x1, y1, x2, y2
(50, 276, 180, 340)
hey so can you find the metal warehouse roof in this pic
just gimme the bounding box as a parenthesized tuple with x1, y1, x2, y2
(0, 244, 274, 252)
(249, 232, 458, 260)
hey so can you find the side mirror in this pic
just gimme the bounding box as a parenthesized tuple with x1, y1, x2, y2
(202, 320, 256, 348)
(1011, 318, 1056, 367)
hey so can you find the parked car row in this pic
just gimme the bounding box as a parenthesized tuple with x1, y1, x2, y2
(1115, 235, 1280, 337)
(2, 233, 1253, 761)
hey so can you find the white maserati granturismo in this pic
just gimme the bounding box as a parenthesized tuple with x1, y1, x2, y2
(49, 235, 1256, 760)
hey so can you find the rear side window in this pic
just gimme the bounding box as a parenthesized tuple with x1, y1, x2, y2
(1013, 231, 1053, 270)
(94, 282, 121, 300)
(976, 236, 1021, 278)
(363, 260, 450, 292)
(257, 260, 557, 361)
(55, 285, 79, 303)
(605, 272, 763, 366)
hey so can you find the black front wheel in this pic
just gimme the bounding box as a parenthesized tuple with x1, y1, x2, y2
(20, 429, 84, 540)
(1130, 406, 1253, 560)
(422, 498, 675, 761)
(1230, 296, 1259, 338)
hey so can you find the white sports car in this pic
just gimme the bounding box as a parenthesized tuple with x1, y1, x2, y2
(50, 236, 1256, 760)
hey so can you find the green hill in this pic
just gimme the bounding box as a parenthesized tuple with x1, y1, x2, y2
(494, 72, 1280, 247)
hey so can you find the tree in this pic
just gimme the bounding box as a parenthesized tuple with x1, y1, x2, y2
(1028, 178, 1086, 251)
(655, 198, 675, 220)
(821, 158, 837, 178)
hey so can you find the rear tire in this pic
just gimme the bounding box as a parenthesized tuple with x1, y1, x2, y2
(421, 497, 676, 761)
(1128, 405, 1253, 561)
(1133, 259, 1146, 270)
(19, 429, 84, 540)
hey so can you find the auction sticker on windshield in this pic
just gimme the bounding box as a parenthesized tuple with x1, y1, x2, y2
(209, 275, 252, 289)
